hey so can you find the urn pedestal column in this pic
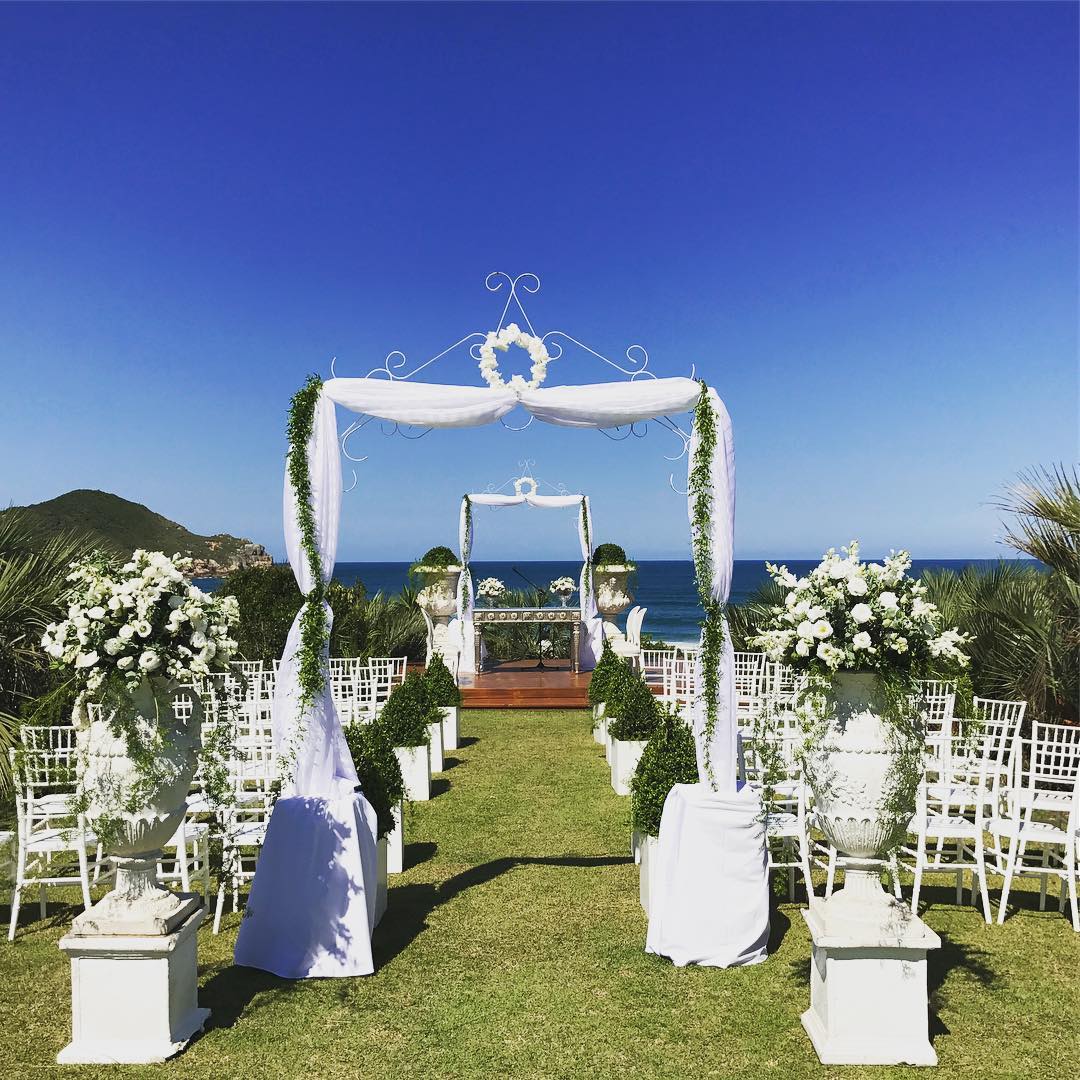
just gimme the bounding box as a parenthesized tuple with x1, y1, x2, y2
(417, 567, 462, 661)
(595, 566, 633, 644)
(801, 672, 940, 1067)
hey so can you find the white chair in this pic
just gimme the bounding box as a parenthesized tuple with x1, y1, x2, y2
(611, 606, 646, 661)
(7, 745, 96, 939)
(994, 721, 1080, 924)
(368, 657, 408, 706)
(639, 647, 677, 689)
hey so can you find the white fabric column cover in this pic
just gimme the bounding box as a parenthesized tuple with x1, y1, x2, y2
(235, 390, 379, 979)
(644, 783, 769, 967)
(687, 387, 738, 794)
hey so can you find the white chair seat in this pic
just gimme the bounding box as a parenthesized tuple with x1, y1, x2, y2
(24, 826, 97, 852)
(989, 816, 1068, 842)
(922, 813, 980, 838)
(765, 812, 800, 837)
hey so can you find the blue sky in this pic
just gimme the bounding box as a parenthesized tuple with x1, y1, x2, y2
(0, 2, 1075, 562)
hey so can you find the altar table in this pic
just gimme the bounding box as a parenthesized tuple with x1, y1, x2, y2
(472, 607, 582, 674)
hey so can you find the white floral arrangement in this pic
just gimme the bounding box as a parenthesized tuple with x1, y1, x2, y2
(549, 576, 577, 596)
(41, 549, 240, 694)
(751, 541, 969, 674)
(477, 577, 506, 599)
(478, 323, 550, 391)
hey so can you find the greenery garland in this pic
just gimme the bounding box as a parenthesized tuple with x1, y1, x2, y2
(580, 498, 592, 608)
(688, 381, 724, 787)
(461, 495, 473, 618)
(279, 375, 332, 782)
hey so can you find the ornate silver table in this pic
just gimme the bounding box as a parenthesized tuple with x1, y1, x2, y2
(472, 607, 582, 674)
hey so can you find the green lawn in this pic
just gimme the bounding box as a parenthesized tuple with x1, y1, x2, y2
(2, 708, 1079, 1078)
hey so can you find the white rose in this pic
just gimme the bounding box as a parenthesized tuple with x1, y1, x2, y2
(851, 603, 873, 624)
(795, 639, 810, 657)
(812, 619, 833, 639)
(828, 561, 852, 580)
(103, 638, 126, 656)
(117, 655, 135, 670)
(879, 592, 898, 610)
(75, 651, 99, 669)
(846, 575, 868, 596)
(852, 631, 872, 650)
(138, 650, 161, 671)
(119, 624, 136, 640)
(806, 605, 825, 622)
(796, 620, 815, 641)
(87, 606, 106, 621)
(135, 620, 153, 637)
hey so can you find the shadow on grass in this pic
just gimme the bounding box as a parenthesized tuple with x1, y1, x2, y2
(374, 854, 632, 966)
(441, 755, 463, 771)
(199, 961, 301, 1031)
(430, 777, 451, 798)
(405, 841, 437, 870)
(456, 736, 480, 748)
(2, 897, 88, 941)
(767, 902, 792, 953)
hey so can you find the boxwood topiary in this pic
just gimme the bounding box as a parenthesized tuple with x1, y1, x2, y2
(588, 639, 627, 708)
(607, 666, 661, 742)
(413, 545, 460, 568)
(630, 707, 698, 837)
(423, 652, 461, 708)
(344, 720, 405, 840)
(592, 542, 628, 566)
(374, 671, 436, 748)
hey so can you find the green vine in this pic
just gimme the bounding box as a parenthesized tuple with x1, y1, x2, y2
(581, 498, 592, 608)
(461, 495, 472, 616)
(286, 375, 331, 716)
(688, 381, 724, 787)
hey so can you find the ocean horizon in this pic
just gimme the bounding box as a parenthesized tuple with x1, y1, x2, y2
(197, 558, 1042, 646)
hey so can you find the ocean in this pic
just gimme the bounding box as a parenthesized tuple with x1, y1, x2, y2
(197, 559, 1037, 647)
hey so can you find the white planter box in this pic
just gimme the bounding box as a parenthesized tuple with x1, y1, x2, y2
(386, 801, 404, 874)
(592, 702, 606, 745)
(427, 721, 444, 774)
(440, 706, 459, 752)
(638, 834, 658, 914)
(605, 730, 614, 765)
(374, 837, 388, 928)
(394, 744, 430, 802)
(610, 738, 647, 796)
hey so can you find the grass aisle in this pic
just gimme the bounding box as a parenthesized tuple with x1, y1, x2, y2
(2, 708, 1079, 1078)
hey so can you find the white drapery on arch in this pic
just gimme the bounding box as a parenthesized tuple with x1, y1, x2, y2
(238, 373, 741, 980)
(455, 491, 603, 674)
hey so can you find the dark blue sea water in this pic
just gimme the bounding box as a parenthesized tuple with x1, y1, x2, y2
(197, 559, 1039, 646)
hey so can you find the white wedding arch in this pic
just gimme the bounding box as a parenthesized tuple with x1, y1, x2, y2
(234, 272, 752, 980)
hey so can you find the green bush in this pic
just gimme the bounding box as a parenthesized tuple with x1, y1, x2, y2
(592, 543, 628, 566)
(375, 671, 436, 748)
(588, 640, 627, 707)
(413, 546, 460, 569)
(343, 720, 405, 840)
(630, 707, 698, 837)
(219, 564, 302, 659)
(423, 653, 461, 708)
(607, 666, 661, 742)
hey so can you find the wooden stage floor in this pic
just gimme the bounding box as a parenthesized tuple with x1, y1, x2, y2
(458, 660, 591, 709)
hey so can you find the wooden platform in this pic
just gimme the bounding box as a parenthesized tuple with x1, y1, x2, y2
(458, 660, 590, 709)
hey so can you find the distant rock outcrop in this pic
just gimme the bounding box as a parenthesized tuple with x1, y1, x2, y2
(0, 489, 273, 575)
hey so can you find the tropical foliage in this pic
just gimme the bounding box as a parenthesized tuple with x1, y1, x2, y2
(0, 509, 93, 793)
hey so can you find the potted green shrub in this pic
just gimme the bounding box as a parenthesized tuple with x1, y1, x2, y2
(607, 667, 661, 795)
(588, 641, 626, 745)
(629, 709, 698, 914)
(375, 671, 436, 801)
(423, 653, 462, 751)
(592, 541, 636, 626)
(343, 721, 406, 919)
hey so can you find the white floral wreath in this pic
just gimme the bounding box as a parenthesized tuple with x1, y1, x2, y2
(478, 323, 550, 391)
(513, 475, 538, 497)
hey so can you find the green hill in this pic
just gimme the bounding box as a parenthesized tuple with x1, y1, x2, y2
(0, 489, 269, 572)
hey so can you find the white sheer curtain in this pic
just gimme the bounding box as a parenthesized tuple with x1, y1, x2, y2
(577, 496, 602, 668)
(456, 495, 474, 672)
(686, 387, 738, 793)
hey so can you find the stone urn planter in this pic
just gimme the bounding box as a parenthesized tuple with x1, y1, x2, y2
(804, 672, 916, 928)
(416, 566, 462, 660)
(72, 676, 203, 935)
(594, 565, 633, 620)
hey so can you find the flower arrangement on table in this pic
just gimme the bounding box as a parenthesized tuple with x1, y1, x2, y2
(477, 577, 507, 601)
(549, 576, 577, 606)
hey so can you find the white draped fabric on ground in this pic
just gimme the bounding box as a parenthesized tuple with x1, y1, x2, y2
(456, 491, 603, 674)
(645, 386, 771, 969)
(241, 372, 764, 978)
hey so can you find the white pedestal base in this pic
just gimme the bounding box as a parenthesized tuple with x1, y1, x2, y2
(58, 907, 208, 1064)
(395, 744, 430, 801)
(440, 706, 459, 752)
(800, 880, 941, 1067)
(592, 703, 606, 745)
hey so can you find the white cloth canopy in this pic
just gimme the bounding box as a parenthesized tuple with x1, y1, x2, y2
(248, 370, 745, 979)
(455, 491, 602, 674)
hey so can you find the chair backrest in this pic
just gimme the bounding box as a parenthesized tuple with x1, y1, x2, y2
(19, 724, 78, 755)
(368, 657, 408, 702)
(639, 647, 678, 687)
(973, 696, 1027, 734)
(917, 678, 957, 699)
(920, 693, 956, 739)
(626, 607, 646, 649)
(733, 652, 767, 696)
(1022, 721, 1080, 803)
